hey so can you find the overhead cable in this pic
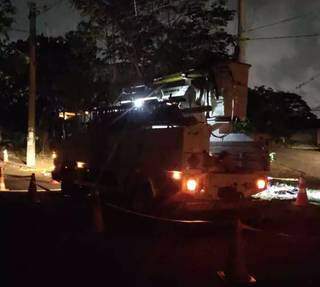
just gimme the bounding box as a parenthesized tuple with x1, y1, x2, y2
(246, 10, 318, 32)
(245, 33, 320, 41)
(8, 27, 28, 34)
(295, 72, 320, 90)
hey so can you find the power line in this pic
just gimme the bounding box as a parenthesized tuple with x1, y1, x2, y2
(246, 10, 317, 32)
(8, 27, 29, 34)
(295, 72, 320, 90)
(245, 33, 320, 41)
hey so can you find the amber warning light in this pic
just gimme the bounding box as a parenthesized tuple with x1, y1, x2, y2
(76, 161, 86, 169)
(52, 151, 57, 159)
(169, 171, 182, 180)
(186, 178, 197, 192)
(256, 178, 267, 190)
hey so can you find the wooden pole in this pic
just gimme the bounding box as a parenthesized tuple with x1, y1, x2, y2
(26, 2, 37, 167)
(237, 0, 246, 63)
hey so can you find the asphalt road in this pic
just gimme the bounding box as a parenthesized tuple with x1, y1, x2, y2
(1, 162, 61, 192)
(3, 174, 60, 191)
(0, 194, 319, 287)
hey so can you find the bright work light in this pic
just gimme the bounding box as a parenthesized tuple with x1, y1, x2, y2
(134, 98, 144, 108)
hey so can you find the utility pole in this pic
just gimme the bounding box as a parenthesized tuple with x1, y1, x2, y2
(26, 2, 36, 167)
(237, 0, 246, 63)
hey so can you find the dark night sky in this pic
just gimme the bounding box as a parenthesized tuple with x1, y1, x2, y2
(10, 0, 320, 116)
(229, 0, 320, 116)
(10, 0, 81, 40)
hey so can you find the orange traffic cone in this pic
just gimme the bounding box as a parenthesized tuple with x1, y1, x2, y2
(28, 173, 38, 203)
(217, 219, 256, 285)
(92, 191, 105, 233)
(295, 176, 309, 207)
(0, 165, 8, 191)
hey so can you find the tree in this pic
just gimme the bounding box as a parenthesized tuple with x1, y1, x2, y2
(71, 0, 235, 86)
(0, 0, 14, 40)
(247, 86, 317, 138)
(0, 0, 18, 142)
(58, 22, 111, 109)
(0, 21, 110, 148)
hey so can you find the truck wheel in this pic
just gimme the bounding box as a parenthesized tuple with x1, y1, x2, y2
(61, 165, 77, 196)
(61, 175, 84, 198)
(130, 180, 153, 213)
(62, 180, 89, 199)
(61, 179, 75, 196)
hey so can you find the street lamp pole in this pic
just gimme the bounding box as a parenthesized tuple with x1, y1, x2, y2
(26, 2, 37, 167)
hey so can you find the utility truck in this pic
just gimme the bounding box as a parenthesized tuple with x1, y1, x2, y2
(52, 61, 269, 210)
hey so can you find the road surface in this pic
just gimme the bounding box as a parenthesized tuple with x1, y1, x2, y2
(0, 195, 319, 287)
(1, 162, 60, 192)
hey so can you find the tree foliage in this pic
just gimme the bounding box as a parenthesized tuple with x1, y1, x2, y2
(71, 0, 235, 85)
(0, 41, 28, 135)
(0, 0, 18, 137)
(247, 86, 317, 138)
(0, 22, 109, 142)
(0, 0, 14, 40)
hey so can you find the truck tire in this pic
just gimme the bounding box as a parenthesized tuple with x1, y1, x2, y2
(61, 179, 73, 196)
(61, 168, 84, 198)
(130, 180, 154, 213)
(60, 161, 76, 195)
